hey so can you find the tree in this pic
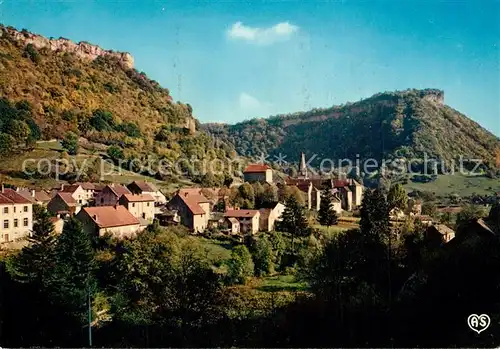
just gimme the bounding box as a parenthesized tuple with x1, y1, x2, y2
(280, 185, 306, 206)
(107, 145, 124, 163)
(3, 206, 63, 346)
(23, 43, 41, 64)
(421, 201, 437, 216)
(318, 188, 338, 227)
(250, 235, 274, 276)
(8, 206, 57, 284)
(360, 188, 389, 239)
(456, 204, 488, 228)
(277, 196, 310, 254)
(0, 132, 14, 155)
(61, 131, 79, 155)
(255, 183, 279, 208)
(53, 217, 97, 324)
(200, 171, 217, 187)
(387, 183, 408, 211)
(269, 231, 286, 270)
(111, 231, 224, 345)
(226, 245, 254, 284)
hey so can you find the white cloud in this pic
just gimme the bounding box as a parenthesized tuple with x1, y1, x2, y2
(227, 21, 299, 45)
(239, 92, 262, 110)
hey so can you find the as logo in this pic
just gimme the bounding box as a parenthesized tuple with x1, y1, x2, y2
(467, 314, 490, 334)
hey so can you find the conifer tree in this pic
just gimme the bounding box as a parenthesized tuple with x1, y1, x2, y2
(277, 196, 310, 253)
(318, 188, 338, 227)
(9, 205, 57, 284)
(360, 188, 390, 239)
(53, 217, 97, 323)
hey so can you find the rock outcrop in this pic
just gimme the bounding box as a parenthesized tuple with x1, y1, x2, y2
(1, 26, 134, 69)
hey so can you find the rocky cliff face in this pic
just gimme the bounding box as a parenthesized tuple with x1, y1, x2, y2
(414, 89, 445, 105)
(1, 26, 134, 69)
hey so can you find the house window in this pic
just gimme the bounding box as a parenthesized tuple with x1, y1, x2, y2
(147, 202, 150, 207)
(14, 219, 18, 228)
(23, 206, 28, 212)
(132, 203, 135, 207)
(100, 198, 104, 204)
(13, 207, 16, 213)
(23, 218, 29, 227)
(3, 220, 9, 229)
(3, 207, 8, 214)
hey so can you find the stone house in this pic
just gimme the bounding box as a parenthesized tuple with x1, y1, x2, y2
(75, 182, 97, 203)
(95, 184, 131, 206)
(224, 209, 260, 234)
(259, 202, 286, 232)
(76, 205, 142, 239)
(47, 192, 80, 216)
(224, 217, 240, 234)
(167, 189, 211, 233)
(0, 188, 33, 243)
(425, 224, 455, 245)
(243, 164, 273, 184)
(59, 184, 89, 206)
(127, 181, 167, 204)
(119, 193, 155, 224)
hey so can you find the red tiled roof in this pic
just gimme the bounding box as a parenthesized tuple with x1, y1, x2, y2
(244, 164, 271, 173)
(121, 193, 155, 202)
(0, 194, 13, 204)
(0, 189, 33, 204)
(224, 209, 259, 218)
(333, 180, 350, 188)
(76, 182, 96, 190)
(16, 189, 36, 203)
(56, 192, 77, 206)
(295, 182, 312, 193)
(107, 184, 131, 197)
(177, 190, 208, 215)
(34, 190, 51, 202)
(82, 206, 140, 228)
(129, 181, 155, 192)
(61, 184, 81, 193)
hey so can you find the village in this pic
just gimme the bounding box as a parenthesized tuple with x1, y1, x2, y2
(0, 152, 462, 246)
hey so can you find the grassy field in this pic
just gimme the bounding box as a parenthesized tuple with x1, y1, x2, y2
(256, 274, 308, 292)
(196, 237, 234, 262)
(404, 174, 500, 196)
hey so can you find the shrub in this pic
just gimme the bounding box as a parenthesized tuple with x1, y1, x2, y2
(226, 245, 254, 285)
(61, 132, 79, 155)
(23, 44, 41, 64)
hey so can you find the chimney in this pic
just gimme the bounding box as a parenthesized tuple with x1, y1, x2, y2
(184, 192, 188, 197)
(61, 184, 65, 191)
(92, 214, 98, 222)
(31, 189, 35, 197)
(1, 184, 4, 193)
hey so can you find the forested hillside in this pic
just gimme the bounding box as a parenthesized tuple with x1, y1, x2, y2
(0, 25, 237, 183)
(204, 89, 500, 171)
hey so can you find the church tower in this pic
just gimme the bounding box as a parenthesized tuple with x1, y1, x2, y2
(299, 152, 308, 179)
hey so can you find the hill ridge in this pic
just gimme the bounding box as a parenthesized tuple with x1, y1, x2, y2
(202, 89, 500, 174)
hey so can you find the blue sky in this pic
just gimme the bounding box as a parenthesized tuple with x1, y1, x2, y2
(2, 0, 499, 135)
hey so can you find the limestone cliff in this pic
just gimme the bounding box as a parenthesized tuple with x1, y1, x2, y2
(1, 26, 134, 69)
